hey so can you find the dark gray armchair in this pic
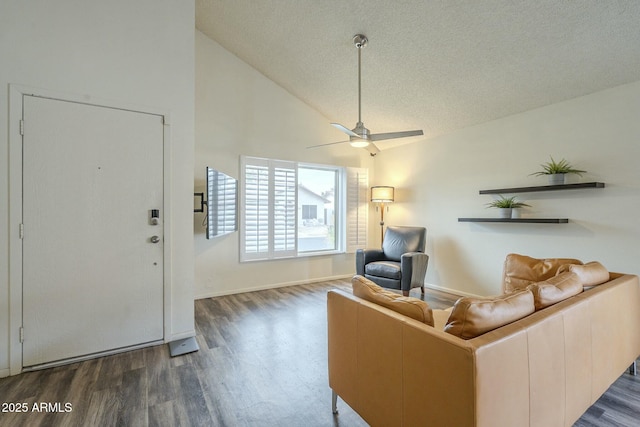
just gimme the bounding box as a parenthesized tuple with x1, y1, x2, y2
(356, 226, 429, 296)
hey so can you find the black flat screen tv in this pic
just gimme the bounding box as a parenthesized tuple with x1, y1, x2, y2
(206, 167, 238, 239)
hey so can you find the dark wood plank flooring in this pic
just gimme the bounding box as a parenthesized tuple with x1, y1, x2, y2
(0, 279, 638, 426)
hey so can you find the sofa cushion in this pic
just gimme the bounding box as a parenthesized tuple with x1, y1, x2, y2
(557, 261, 610, 288)
(527, 271, 583, 310)
(502, 253, 583, 293)
(352, 275, 434, 326)
(365, 261, 402, 279)
(444, 290, 535, 339)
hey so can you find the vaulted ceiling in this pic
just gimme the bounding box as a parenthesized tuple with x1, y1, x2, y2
(196, 0, 640, 150)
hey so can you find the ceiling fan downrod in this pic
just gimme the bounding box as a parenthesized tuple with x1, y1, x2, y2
(353, 34, 368, 127)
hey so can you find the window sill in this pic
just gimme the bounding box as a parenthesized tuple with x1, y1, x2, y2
(297, 249, 344, 258)
(240, 249, 345, 263)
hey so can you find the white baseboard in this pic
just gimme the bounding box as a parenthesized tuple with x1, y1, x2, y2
(0, 368, 10, 378)
(195, 274, 353, 300)
(423, 283, 482, 299)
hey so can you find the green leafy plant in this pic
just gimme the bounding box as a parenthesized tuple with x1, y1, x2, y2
(530, 156, 586, 176)
(486, 195, 531, 209)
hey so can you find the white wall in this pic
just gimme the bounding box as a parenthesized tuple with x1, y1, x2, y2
(195, 31, 373, 298)
(0, 0, 195, 375)
(375, 81, 640, 296)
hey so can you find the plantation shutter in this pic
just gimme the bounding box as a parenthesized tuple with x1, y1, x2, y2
(241, 157, 270, 260)
(272, 161, 297, 258)
(346, 167, 368, 252)
(240, 156, 297, 261)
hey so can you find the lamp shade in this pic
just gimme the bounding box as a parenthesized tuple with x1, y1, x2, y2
(371, 186, 395, 203)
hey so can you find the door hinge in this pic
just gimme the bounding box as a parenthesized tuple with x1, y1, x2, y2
(19, 119, 24, 136)
(19, 327, 24, 343)
(19, 223, 24, 239)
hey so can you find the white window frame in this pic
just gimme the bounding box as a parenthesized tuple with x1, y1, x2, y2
(240, 156, 367, 262)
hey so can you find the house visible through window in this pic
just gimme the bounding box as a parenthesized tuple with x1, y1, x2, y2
(240, 156, 367, 261)
(301, 205, 317, 220)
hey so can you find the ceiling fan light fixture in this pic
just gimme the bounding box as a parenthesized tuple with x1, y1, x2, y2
(349, 139, 370, 148)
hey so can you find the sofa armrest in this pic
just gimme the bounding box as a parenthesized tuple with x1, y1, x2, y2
(356, 248, 385, 275)
(328, 289, 476, 427)
(400, 252, 429, 291)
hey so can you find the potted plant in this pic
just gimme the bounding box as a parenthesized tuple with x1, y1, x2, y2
(486, 196, 531, 218)
(530, 156, 586, 185)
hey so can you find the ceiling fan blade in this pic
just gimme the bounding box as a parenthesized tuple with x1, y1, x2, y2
(306, 140, 350, 149)
(331, 123, 360, 138)
(363, 142, 380, 156)
(369, 129, 424, 142)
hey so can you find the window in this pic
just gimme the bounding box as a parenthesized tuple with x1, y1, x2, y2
(298, 166, 337, 252)
(301, 205, 317, 220)
(240, 156, 367, 261)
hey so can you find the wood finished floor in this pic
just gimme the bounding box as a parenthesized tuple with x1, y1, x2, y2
(0, 279, 638, 426)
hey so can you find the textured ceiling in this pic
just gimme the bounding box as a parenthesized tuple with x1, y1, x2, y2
(196, 0, 640, 150)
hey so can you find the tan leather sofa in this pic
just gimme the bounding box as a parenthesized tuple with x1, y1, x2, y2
(328, 271, 640, 426)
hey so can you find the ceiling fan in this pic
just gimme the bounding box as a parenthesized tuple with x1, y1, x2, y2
(308, 34, 424, 156)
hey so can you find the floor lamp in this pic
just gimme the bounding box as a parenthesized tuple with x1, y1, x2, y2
(371, 186, 395, 244)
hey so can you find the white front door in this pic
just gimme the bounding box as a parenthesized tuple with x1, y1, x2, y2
(22, 95, 164, 367)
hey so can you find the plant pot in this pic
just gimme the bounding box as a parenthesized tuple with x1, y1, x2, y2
(548, 173, 566, 185)
(498, 208, 512, 218)
(511, 208, 521, 219)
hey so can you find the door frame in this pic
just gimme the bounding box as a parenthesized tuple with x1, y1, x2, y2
(8, 85, 173, 375)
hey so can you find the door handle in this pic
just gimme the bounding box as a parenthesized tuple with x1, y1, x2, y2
(150, 236, 160, 244)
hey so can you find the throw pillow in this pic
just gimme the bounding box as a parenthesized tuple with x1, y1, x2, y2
(527, 271, 583, 310)
(556, 261, 610, 288)
(351, 275, 434, 326)
(444, 290, 535, 339)
(502, 253, 583, 293)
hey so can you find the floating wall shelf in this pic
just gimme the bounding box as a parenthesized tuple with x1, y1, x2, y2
(458, 218, 569, 224)
(479, 182, 605, 195)
(461, 181, 605, 224)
